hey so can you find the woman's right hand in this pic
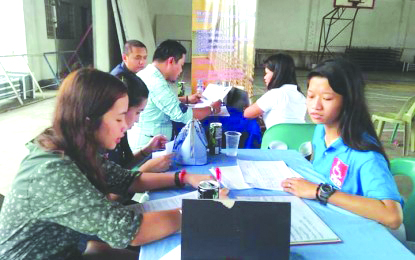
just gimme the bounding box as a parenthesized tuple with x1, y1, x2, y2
(139, 154, 174, 173)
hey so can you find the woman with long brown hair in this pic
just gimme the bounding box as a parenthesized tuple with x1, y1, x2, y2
(0, 68, 211, 259)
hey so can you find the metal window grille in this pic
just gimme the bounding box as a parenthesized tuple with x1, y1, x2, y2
(44, 0, 75, 39)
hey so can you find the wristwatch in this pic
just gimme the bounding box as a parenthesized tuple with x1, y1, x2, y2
(208, 104, 215, 114)
(316, 183, 336, 205)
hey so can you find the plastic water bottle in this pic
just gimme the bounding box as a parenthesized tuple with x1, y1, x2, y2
(197, 79, 204, 94)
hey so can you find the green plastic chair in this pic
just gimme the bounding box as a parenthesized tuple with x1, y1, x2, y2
(0, 193, 4, 212)
(391, 158, 415, 241)
(372, 96, 415, 155)
(261, 123, 316, 150)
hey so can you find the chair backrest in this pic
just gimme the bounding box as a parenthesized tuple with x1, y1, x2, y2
(396, 96, 415, 119)
(0, 193, 4, 212)
(390, 158, 415, 241)
(261, 123, 316, 150)
(403, 96, 415, 121)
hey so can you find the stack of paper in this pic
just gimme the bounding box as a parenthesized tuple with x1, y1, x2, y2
(209, 160, 302, 190)
(236, 195, 341, 245)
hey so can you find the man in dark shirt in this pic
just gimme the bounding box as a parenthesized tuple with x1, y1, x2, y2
(110, 40, 148, 75)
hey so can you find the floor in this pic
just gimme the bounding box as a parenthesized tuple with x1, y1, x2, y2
(0, 67, 414, 196)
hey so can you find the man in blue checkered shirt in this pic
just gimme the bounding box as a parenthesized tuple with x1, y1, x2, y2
(128, 40, 221, 151)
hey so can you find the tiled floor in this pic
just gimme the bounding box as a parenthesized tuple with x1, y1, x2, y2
(0, 68, 414, 196)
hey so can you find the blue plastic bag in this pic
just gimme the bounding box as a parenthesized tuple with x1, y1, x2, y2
(173, 119, 208, 165)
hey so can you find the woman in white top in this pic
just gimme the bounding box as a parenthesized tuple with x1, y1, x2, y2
(244, 53, 306, 129)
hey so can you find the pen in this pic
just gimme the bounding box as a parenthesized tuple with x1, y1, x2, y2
(215, 167, 222, 187)
(145, 134, 154, 138)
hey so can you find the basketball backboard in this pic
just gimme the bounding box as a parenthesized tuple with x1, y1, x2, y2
(334, 0, 375, 9)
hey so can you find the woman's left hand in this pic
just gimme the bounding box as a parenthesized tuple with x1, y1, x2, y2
(144, 135, 168, 153)
(281, 178, 319, 199)
(183, 174, 213, 189)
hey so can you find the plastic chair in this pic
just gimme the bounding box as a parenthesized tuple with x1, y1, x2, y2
(372, 96, 415, 156)
(391, 158, 415, 241)
(261, 123, 316, 150)
(0, 193, 4, 212)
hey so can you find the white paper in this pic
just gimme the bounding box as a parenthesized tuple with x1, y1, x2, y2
(237, 160, 302, 190)
(141, 191, 198, 212)
(201, 83, 232, 102)
(209, 166, 251, 190)
(209, 161, 302, 191)
(152, 140, 174, 159)
(160, 245, 181, 260)
(131, 191, 149, 203)
(236, 195, 341, 245)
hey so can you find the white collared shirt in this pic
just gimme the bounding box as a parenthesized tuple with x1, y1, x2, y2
(256, 84, 306, 129)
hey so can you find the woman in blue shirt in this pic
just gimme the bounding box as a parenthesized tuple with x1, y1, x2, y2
(282, 58, 403, 230)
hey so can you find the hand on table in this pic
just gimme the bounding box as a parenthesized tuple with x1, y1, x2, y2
(281, 178, 319, 199)
(219, 188, 229, 199)
(143, 135, 168, 153)
(139, 154, 174, 173)
(188, 93, 202, 104)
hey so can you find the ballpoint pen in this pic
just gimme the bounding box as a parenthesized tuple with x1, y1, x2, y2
(215, 167, 222, 187)
(145, 134, 155, 138)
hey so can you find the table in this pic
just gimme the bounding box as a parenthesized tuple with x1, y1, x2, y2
(139, 149, 414, 260)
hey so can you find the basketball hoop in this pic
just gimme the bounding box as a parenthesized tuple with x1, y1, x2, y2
(333, 0, 375, 9)
(349, 0, 362, 8)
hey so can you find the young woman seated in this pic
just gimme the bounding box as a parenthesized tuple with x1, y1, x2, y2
(107, 71, 172, 173)
(0, 68, 212, 259)
(244, 53, 306, 130)
(282, 58, 403, 230)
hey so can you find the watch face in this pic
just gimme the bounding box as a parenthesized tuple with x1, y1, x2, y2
(322, 184, 333, 193)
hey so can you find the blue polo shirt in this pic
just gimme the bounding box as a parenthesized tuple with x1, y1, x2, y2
(110, 62, 130, 76)
(312, 124, 401, 202)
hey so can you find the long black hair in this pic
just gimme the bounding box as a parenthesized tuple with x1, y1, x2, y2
(116, 71, 149, 107)
(37, 68, 128, 193)
(307, 58, 389, 164)
(264, 53, 301, 93)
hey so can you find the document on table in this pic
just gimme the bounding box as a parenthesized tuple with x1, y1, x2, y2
(152, 140, 174, 159)
(140, 191, 198, 212)
(209, 166, 251, 190)
(209, 160, 302, 190)
(236, 195, 341, 245)
(160, 245, 181, 260)
(238, 159, 302, 190)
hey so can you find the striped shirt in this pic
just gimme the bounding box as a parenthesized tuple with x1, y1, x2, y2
(128, 64, 193, 151)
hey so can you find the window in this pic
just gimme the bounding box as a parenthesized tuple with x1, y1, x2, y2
(45, 0, 75, 39)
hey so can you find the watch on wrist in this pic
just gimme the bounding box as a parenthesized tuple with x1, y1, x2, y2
(316, 183, 336, 205)
(208, 105, 214, 114)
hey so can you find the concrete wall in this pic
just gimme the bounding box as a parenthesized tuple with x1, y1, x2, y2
(155, 14, 192, 44)
(147, 0, 192, 42)
(23, 0, 91, 80)
(255, 0, 415, 63)
(0, 0, 27, 72)
(92, 0, 110, 71)
(0, 0, 27, 56)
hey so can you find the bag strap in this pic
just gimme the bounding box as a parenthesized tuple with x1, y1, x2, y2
(190, 120, 195, 158)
